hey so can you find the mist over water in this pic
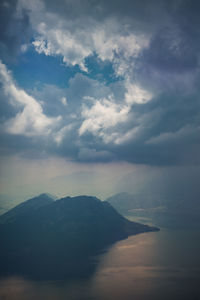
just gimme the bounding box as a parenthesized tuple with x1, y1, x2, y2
(1, 220, 200, 300)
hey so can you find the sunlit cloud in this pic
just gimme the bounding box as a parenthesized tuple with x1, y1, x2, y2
(0, 61, 61, 137)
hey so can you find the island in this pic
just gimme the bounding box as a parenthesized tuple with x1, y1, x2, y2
(0, 194, 159, 279)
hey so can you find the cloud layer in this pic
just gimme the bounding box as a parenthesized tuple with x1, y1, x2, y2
(0, 0, 200, 166)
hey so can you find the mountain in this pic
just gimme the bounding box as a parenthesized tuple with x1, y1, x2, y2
(106, 192, 142, 212)
(0, 195, 158, 279)
(106, 192, 162, 213)
(0, 193, 54, 224)
(0, 194, 14, 215)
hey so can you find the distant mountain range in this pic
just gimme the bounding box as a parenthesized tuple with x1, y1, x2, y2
(0, 194, 158, 279)
(106, 192, 161, 213)
(106, 192, 200, 216)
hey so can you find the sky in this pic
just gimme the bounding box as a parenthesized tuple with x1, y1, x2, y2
(0, 0, 200, 207)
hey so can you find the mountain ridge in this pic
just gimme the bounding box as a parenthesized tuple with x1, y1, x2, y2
(0, 193, 54, 224)
(0, 194, 159, 279)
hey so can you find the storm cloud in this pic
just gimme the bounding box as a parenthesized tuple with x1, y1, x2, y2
(0, 0, 200, 166)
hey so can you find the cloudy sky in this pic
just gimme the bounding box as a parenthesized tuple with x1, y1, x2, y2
(0, 0, 200, 205)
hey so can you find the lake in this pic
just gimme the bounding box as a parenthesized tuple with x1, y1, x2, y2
(0, 217, 200, 300)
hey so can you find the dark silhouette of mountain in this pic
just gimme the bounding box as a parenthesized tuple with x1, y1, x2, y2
(0, 193, 54, 224)
(0, 195, 158, 279)
(0, 194, 14, 215)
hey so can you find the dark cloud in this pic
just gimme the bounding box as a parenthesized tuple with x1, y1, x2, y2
(0, 0, 200, 167)
(141, 27, 198, 73)
(110, 90, 200, 165)
(70, 88, 200, 165)
(43, 0, 172, 32)
(0, 0, 31, 63)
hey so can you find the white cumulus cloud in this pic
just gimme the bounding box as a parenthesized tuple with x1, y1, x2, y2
(18, 0, 149, 75)
(79, 81, 152, 144)
(0, 60, 61, 137)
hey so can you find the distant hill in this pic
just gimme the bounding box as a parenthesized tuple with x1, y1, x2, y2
(106, 192, 161, 213)
(0, 195, 158, 279)
(106, 192, 200, 218)
(106, 192, 141, 212)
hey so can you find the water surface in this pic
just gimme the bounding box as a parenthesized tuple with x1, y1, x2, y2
(1, 225, 200, 300)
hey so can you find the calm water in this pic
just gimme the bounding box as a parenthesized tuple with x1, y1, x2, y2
(1, 223, 200, 300)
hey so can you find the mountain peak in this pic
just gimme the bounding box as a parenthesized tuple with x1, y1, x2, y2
(0, 193, 159, 279)
(0, 193, 54, 224)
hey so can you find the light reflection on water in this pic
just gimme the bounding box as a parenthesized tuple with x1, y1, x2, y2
(90, 229, 200, 300)
(0, 228, 200, 300)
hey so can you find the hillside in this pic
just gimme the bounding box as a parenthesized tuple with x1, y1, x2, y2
(0, 195, 159, 279)
(0, 193, 54, 224)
